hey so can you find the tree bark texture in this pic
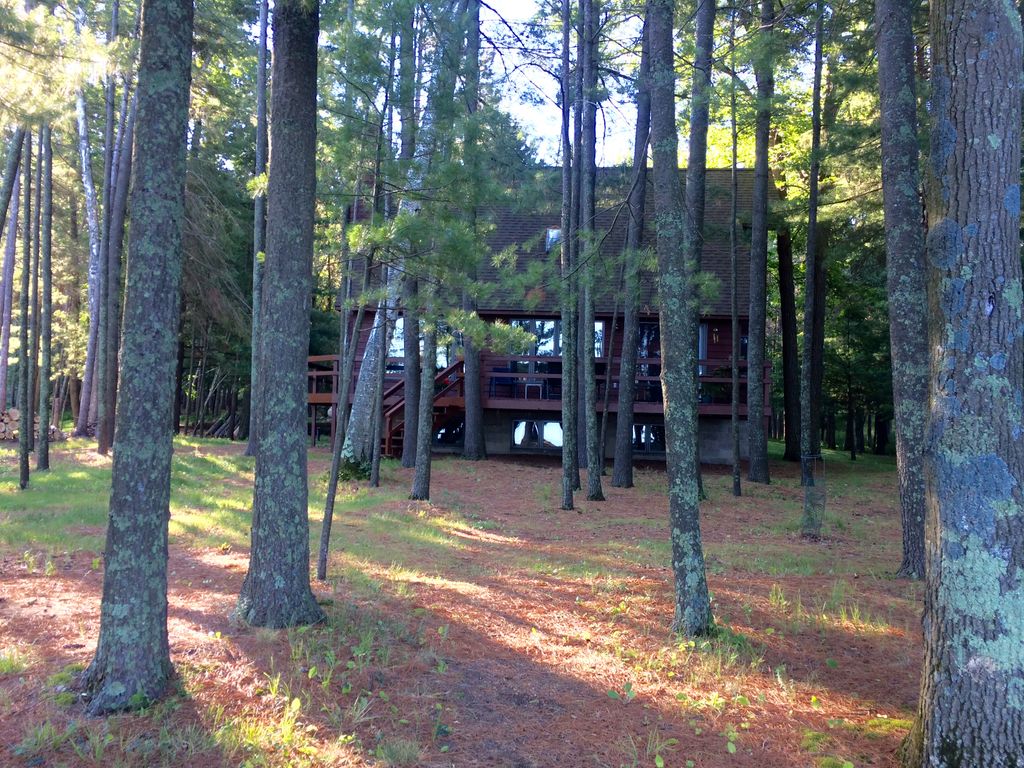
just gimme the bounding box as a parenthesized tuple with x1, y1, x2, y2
(410, 296, 437, 500)
(236, 0, 325, 629)
(98, 93, 138, 455)
(0, 172, 19, 409)
(649, 0, 711, 637)
(0, 128, 25, 248)
(875, 0, 927, 580)
(610, 28, 649, 488)
(746, 0, 774, 484)
(559, 0, 575, 509)
(37, 127, 52, 471)
(800, 0, 825, 537)
(95, 0, 120, 454)
(80, 0, 193, 713)
(401, 282, 421, 467)
(246, 0, 269, 458)
(18, 132, 31, 489)
(74, 87, 103, 436)
(397, 1, 420, 469)
(580, 0, 604, 501)
(729, 10, 741, 497)
(903, 1, 1024, 764)
(777, 228, 800, 461)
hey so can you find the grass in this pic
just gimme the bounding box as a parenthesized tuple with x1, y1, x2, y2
(0, 437, 917, 768)
(0, 647, 30, 675)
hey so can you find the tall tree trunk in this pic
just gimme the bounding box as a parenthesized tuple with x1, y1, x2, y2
(369, 308, 388, 487)
(95, 0, 121, 454)
(236, 0, 325, 629)
(79, 0, 193, 714)
(18, 131, 31, 489)
(461, 0, 486, 461)
(29, 130, 41, 449)
(401, 281, 420, 467)
(800, 0, 825, 537)
(875, 0, 927, 580)
(37, 127, 52, 471)
(746, 0, 774, 484)
(729, 9, 741, 496)
(777, 228, 800, 461)
(410, 294, 436, 500)
(398, 0, 420, 469)
(0, 128, 25, 247)
(0, 130, 24, 409)
(903, 1, 1024, 763)
(245, 0, 269, 458)
(649, 0, 711, 637)
(173, 310, 184, 432)
(580, 0, 603, 501)
(609, 26, 649, 488)
(559, 0, 576, 509)
(566, 0, 581, 492)
(98, 92, 138, 454)
(0, 172, 19, 409)
(73, 85, 103, 436)
(317, 257, 371, 580)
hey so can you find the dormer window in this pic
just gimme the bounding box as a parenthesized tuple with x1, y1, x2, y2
(545, 227, 561, 253)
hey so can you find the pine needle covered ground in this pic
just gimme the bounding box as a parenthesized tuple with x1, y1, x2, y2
(0, 438, 920, 767)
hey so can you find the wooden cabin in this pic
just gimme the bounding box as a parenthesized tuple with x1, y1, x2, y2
(308, 168, 772, 464)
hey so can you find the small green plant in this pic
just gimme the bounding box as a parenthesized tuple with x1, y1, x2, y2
(44, 558, 57, 576)
(375, 736, 421, 766)
(15, 720, 75, 757)
(723, 722, 739, 754)
(768, 583, 788, 610)
(0, 647, 29, 676)
(607, 681, 636, 703)
(72, 727, 114, 763)
(646, 728, 678, 767)
(22, 550, 37, 574)
(347, 694, 374, 727)
(801, 730, 831, 753)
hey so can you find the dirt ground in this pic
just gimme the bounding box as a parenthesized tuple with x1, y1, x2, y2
(0, 444, 921, 768)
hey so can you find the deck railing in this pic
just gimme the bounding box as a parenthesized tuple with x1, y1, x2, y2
(308, 352, 770, 417)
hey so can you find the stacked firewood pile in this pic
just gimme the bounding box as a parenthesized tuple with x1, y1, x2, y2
(0, 409, 67, 442)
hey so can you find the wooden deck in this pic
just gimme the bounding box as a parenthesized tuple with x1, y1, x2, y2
(308, 352, 771, 415)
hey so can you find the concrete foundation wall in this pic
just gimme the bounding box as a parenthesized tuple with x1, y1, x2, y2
(476, 411, 749, 464)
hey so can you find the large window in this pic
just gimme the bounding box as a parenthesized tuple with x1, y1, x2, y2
(511, 318, 605, 357)
(512, 419, 564, 450)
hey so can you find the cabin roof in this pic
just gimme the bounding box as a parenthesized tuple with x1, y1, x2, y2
(476, 167, 772, 318)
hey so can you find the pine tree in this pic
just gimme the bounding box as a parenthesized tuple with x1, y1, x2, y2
(904, 0, 1024, 762)
(746, 0, 774, 484)
(611, 23, 650, 490)
(36, 126, 51, 471)
(80, 0, 194, 713)
(236, 0, 325, 628)
(245, 0, 269, 458)
(875, 0, 926, 580)
(649, 0, 711, 636)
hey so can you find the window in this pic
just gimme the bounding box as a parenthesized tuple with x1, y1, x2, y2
(511, 319, 561, 356)
(637, 322, 661, 359)
(631, 423, 666, 453)
(545, 228, 561, 253)
(509, 318, 604, 357)
(512, 419, 564, 450)
(390, 317, 405, 358)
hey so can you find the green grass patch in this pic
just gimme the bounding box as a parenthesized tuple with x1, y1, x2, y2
(0, 647, 30, 675)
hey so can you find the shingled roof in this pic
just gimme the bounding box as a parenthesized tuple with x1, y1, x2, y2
(476, 167, 770, 318)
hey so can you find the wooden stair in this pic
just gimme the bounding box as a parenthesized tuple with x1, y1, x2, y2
(381, 360, 465, 458)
